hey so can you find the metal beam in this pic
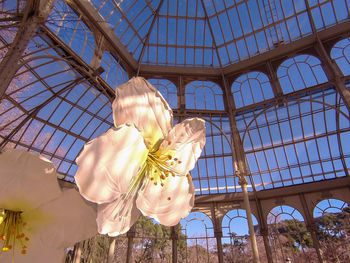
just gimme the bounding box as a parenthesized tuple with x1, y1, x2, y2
(0, 0, 54, 100)
(137, 20, 350, 78)
(194, 176, 350, 204)
(72, 0, 138, 73)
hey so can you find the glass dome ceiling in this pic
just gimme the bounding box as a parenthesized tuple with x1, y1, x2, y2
(76, 0, 349, 68)
(0, 0, 350, 197)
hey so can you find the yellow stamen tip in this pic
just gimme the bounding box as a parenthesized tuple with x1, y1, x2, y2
(2, 247, 9, 252)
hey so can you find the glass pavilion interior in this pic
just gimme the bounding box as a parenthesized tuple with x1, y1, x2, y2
(1, 0, 350, 262)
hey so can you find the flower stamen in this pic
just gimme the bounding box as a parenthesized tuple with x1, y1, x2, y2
(0, 209, 29, 256)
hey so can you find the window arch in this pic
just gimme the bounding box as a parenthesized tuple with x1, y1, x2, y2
(185, 80, 224, 110)
(331, 37, 350, 76)
(268, 205, 314, 262)
(191, 116, 235, 195)
(180, 212, 216, 263)
(222, 209, 262, 262)
(148, 78, 178, 109)
(232, 71, 274, 108)
(313, 199, 350, 262)
(277, 54, 328, 94)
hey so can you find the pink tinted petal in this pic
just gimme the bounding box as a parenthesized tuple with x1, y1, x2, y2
(35, 189, 97, 249)
(136, 175, 194, 226)
(113, 77, 173, 148)
(0, 149, 62, 211)
(158, 118, 206, 175)
(97, 193, 141, 236)
(0, 235, 65, 263)
(75, 125, 148, 204)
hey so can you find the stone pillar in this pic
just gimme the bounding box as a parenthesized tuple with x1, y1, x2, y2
(107, 237, 116, 263)
(211, 204, 224, 263)
(171, 226, 178, 263)
(73, 242, 83, 263)
(214, 229, 224, 263)
(0, 0, 55, 99)
(260, 227, 274, 263)
(126, 226, 135, 263)
(299, 193, 325, 263)
(239, 176, 260, 263)
(255, 196, 274, 263)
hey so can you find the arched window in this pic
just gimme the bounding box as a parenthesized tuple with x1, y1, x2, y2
(222, 209, 264, 262)
(331, 37, 350, 76)
(185, 80, 224, 110)
(268, 205, 314, 262)
(148, 78, 178, 109)
(191, 116, 234, 195)
(277, 55, 328, 94)
(180, 212, 216, 263)
(240, 89, 350, 191)
(313, 199, 350, 262)
(232, 71, 274, 108)
(100, 51, 128, 90)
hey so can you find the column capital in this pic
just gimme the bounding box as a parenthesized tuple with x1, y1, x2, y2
(238, 176, 248, 186)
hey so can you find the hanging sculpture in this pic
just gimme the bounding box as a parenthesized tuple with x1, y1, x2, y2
(0, 149, 97, 263)
(75, 77, 206, 236)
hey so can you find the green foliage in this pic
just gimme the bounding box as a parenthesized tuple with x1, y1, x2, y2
(276, 219, 313, 249)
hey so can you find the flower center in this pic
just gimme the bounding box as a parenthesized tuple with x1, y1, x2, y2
(146, 151, 181, 187)
(0, 209, 29, 255)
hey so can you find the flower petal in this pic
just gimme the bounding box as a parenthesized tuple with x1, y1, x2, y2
(0, 149, 62, 211)
(75, 125, 148, 204)
(0, 235, 65, 263)
(32, 188, 97, 249)
(158, 118, 206, 175)
(136, 174, 195, 226)
(97, 193, 141, 236)
(113, 77, 173, 148)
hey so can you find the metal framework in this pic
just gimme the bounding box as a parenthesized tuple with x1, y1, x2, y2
(1, 0, 350, 262)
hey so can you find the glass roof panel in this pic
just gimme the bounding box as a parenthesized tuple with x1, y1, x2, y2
(236, 87, 350, 190)
(47, 1, 96, 65)
(80, 0, 350, 67)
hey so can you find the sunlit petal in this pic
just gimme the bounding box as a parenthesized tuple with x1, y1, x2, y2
(0, 149, 62, 211)
(97, 193, 141, 236)
(113, 77, 173, 148)
(0, 235, 65, 263)
(75, 125, 148, 204)
(158, 118, 206, 175)
(136, 175, 194, 226)
(34, 189, 97, 248)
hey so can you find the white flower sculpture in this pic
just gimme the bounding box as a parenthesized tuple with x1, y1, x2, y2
(0, 149, 97, 263)
(75, 77, 206, 236)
